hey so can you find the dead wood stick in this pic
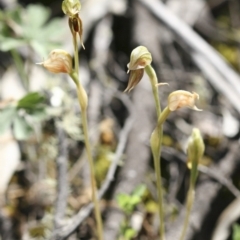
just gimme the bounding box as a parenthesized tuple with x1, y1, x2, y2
(53, 125, 68, 229)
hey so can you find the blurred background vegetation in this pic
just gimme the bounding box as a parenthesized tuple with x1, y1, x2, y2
(1, 0, 240, 239)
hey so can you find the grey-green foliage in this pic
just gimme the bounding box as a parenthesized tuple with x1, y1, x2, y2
(0, 4, 64, 57)
(0, 92, 47, 140)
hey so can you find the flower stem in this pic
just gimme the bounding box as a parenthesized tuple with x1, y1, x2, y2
(79, 92, 103, 240)
(179, 185, 195, 240)
(145, 65, 161, 117)
(73, 34, 79, 76)
(70, 74, 103, 240)
(72, 38, 101, 230)
(157, 107, 171, 128)
(150, 107, 171, 240)
(151, 126, 165, 240)
(146, 64, 166, 240)
(179, 155, 198, 240)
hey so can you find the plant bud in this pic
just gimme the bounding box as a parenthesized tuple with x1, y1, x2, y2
(168, 90, 202, 111)
(127, 46, 152, 71)
(187, 128, 205, 169)
(62, 0, 81, 17)
(37, 49, 72, 74)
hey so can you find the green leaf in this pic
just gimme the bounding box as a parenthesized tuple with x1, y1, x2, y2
(116, 194, 136, 214)
(30, 40, 49, 58)
(132, 184, 146, 198)
(0, 37, 25, 51)
(116, 185, 147, 214)
(117, 194, 131, 209)
(233, 224, 240, 240)
(26, 4, 50, 28)
(17, 92, 45, 109)
(13, 116, 33, 140)
(30, 108, 47, 122)
(0, 107, 17, 135)
(4, 6, 22, 23)
(42, 18, 64, 41)
(129, 195, 141, 206)
(0, 9, 4, 20)
(0, 4, 64, 57)
(21, 4, 50, 39)
(124, 228, 136, 240)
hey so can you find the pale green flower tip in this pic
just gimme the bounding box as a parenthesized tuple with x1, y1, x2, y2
(62, 0, 81, 16)
(127, 46, 152, 71)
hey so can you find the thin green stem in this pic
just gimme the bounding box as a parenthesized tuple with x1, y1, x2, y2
(157, 107, 171, 129)
(150, 107, 171, 240)
(73, 34, 79, 76)
(179, 161, 198, 240)
(70, 73, 103, 240)
(145, 65, 161, 116)
(70, 33, 103, 237)
(179, 184, 195, 240)
(152, 127, 165, 240)
(146, 64, 167, 240)
(80, 98, 103, 240)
